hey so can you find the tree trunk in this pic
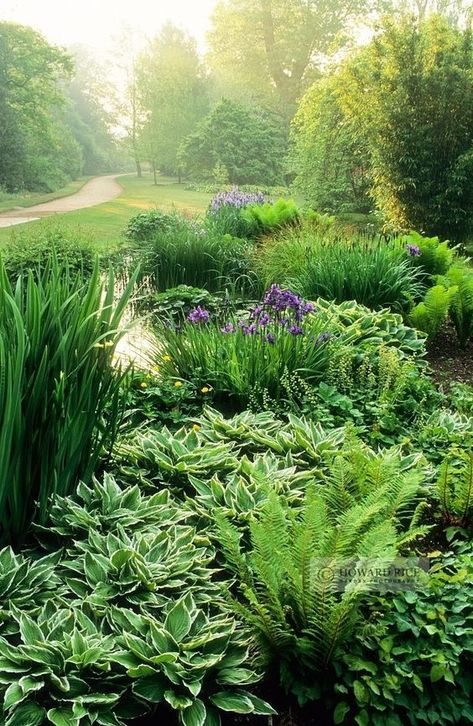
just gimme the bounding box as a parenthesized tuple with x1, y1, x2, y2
(152, 160, 157, 185)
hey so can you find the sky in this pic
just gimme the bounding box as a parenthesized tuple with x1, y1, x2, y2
(0, 0, 218, 53)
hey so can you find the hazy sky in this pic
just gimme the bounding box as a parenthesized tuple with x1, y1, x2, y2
(0, 0, 218, 52)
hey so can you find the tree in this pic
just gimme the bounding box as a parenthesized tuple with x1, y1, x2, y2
(179, 99, 286, 185)
(291, 75, 371, 212)
(207, 0, 374, 121)
(382, 0, 473, 24)
(0, 22, 79, 192)
(136, 24, 209, 180)
(337, 15, 473, 240)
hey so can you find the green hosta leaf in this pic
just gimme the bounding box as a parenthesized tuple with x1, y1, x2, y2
(181, 699, 207, 726)
(334, 701, 350, 724)
(47, 707, 79, 726)
(111, 549, 134, 569)
(210, 691, 255, 714)
(132, 677, 166, 703)
(19, 614, 44, 646)
(246, 695, 276, 715)
(164, 598, 193, 642)
(4, 682, 26, 709)
(216, 668, 258, 686)
(84, 553, 108, 585)
(165, 690, 194, 710)
(5, 702, 46, 726)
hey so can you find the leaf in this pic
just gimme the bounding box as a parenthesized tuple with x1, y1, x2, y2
(210, 691, 254, 714)
(111, 549, 134, 569)
(334, 702, 350, 724)
(19, 615, 44, 646)
(430, 664, 445, 683)
(180, 699, 207, 726)
(132, 677, 166, 703)
(165, 690, 194, 710)
(164, 599, 192, 642)
(5, 702, 46, 726)
(4, 682, 26, 710)
(47, 708, 80, 726)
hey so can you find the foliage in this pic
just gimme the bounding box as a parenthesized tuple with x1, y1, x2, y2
(333, 545, 473, 724)
(127, 214, 259, 295)
(291, 74, 371, 213)
(136, 23, 209, 178)
(409, 284, 457, 339)
(215, 448, 428, 704)
(125, 209, 184, 241)
(338, 16, 473, 240)
(206, 187, 265, 238)
(179, 99, 286, 185)
(2, 225, 95, 281)
(185, 182, 291, 197)
(402, 231, 455, 278)
(155, 286, 341, 409)
(241, 199, 301, 237)
(0, 258, 134, 545)
(207, 0, 373, 119)
(444, 264, 473, 347)
(436, 448, 473, 530)
(256, 226, 424, 311)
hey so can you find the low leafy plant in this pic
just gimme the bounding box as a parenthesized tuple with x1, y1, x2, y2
(444, 264, 473, 348)
(0, 258, 135, 546)
(333, 545, 473, 725)
(402, 230, 455, 278)
(206, 188, 265, 238)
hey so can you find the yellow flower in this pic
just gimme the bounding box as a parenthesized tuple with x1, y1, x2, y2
(174, 381, 183, 388)
(201, 386, 211, 394)
(140, 382, 148, 389)
(192, 424, 201, 432)
(163, 355, 172, 362)
(153, 366, 160, 373)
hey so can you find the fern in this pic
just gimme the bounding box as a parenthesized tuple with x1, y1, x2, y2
(436, 448, 473, 528)
(215, 450, 429, 704)
(445, 265, 473, 348)
(409, 284, 457, 338)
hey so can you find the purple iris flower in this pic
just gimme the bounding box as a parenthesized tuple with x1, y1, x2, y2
(188, 306, 210, 324)
(316, 331, 334, 345)
(289, 325, 304, 336)
(406, 244, 421, 257)
(221, 322, 235, 333)
(210, 187, 265, 213)
(265, 333, 276, 345)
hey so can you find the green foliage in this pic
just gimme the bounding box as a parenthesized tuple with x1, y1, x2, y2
(2, 225, 95, 281)
(215, 448, 428, 704)
(127, 215, 259, 295)
(125, 209, 183, 241)
(444, 264, 473, 347)
(333, 546, 473, 724)
(0, 258, 134, 545)
(241, 199, 301, 237)
(338, 16, 473, 240)
(256, 226, 424, 311)
(436, 448, 473, 529)
(403, 231, 455, 277)
(409, 284, 457, 338)
(292, 75, 371, 213)
(179, 99, 286, 185)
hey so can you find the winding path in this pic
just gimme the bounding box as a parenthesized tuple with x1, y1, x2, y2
(0, 174, 124, 229)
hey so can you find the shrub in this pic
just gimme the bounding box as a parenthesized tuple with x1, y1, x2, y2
(444, 265, 473, 348)
(206, 187, 265, 238)
(2, 225, 95, 280)
(0, 258, 135, 545)
(125, 209, 183, 241)
(409, 284, 457, 339)
(402, 231, 455, 279)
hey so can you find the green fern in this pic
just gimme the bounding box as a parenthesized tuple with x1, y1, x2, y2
(409, 284, 457, 338)
(445, 265, 473, 348)
(436, 448, 473, 529)
(215, 450, 429, 704)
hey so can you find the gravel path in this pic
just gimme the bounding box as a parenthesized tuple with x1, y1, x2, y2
(0, 174, 124, 228)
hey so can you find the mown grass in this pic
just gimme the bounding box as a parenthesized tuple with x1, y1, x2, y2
(0, 177, 91, 213)
(0, 174, 212, 251)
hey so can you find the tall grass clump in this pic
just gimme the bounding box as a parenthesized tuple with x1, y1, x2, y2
(0, 257, 135, 546)
(256, 225, 424, 311)
(128, 214, 260, 296)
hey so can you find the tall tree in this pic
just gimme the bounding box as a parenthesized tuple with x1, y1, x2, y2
(136, 24, 209, 180)
(337, 15, 473, 240)
(0, 22, 75, 191)
(207, 0, 372, 121)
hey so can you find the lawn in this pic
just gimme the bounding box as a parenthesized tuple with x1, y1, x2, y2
(0, 173, 212, 250)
